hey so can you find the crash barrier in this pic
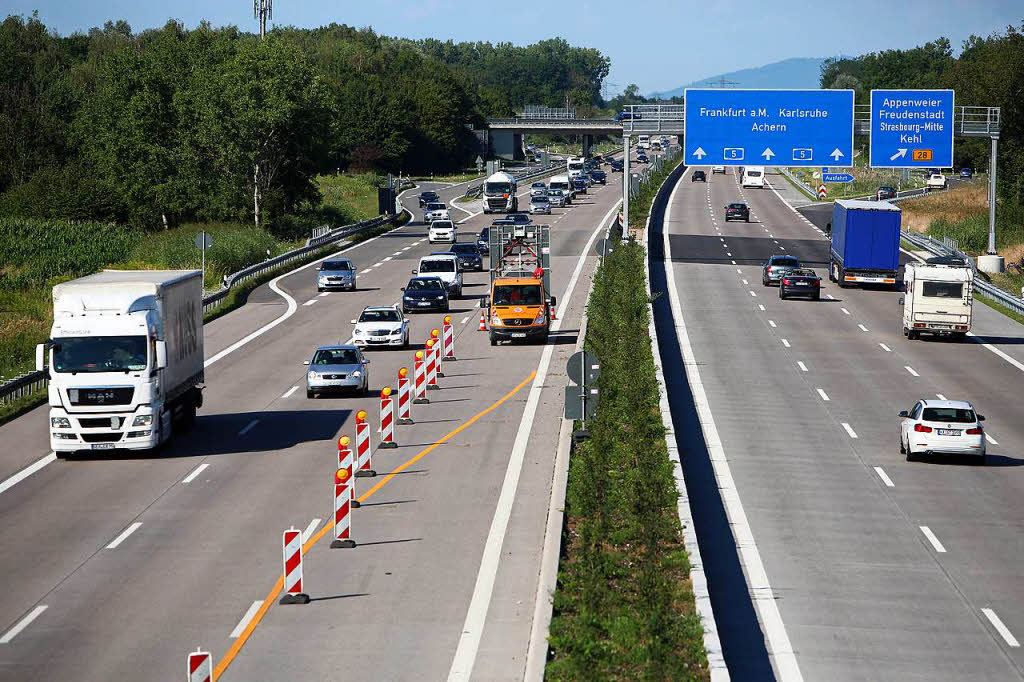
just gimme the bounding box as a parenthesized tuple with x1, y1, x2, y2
(332, 440, 357, 548)
(280, 527, 311, 603)
(187, 648, 213, 682)
(355, 412, 375, 477)
(397, 368, 413, 424)
(413, 351, 429, 404)
(379, 387, 397, 448)
(442, 316, 456, 360)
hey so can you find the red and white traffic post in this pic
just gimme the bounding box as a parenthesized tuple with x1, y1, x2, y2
(442, 315, 456, 361)
(425, 339, 439, 390)
(187, 648, 213, 682)
(397, 368, 413, 425)
(430, 329, 444, 376)
(413, 350, 429, 404)
(331, 440, 356, 548)
(280, 526, 311, 602)
(354, 411, 375, 478)
(378, 386, 398, 448)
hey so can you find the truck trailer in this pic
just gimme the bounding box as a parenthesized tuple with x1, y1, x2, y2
(901, 257, 974, 340)
(39, 270, 204, 457)
(829, 199, 902, 288)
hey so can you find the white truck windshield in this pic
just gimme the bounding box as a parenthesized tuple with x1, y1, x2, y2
(52, 336, 148, 373)
(484, 182, 512, 194)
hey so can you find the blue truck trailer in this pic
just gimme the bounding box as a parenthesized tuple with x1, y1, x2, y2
(829, 199, 902, 288)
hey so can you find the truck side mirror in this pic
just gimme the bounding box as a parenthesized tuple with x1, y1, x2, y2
(350, 319, 358, 324)
(155, 341, 168, 370)
(35, 343, 45, 372)
(549, 295, 557, 309)
(304, 360, 310, 365)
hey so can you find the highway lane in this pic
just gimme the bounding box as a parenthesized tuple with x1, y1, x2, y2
(657, 166, 1024, 680)
(0, 166, 622, 680)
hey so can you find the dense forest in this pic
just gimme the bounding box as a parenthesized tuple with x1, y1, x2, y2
(0, 14, 609, 230)
(820, 25, 1024, 205)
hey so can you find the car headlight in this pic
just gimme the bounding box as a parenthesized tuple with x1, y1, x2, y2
(534, 311, 547, 324)
(351, 370, 362, 378)
(491, 315, 502, 326)
(436, 295, 446, 300)
(51, 417, 71, 428)
(318, 275, 327, 281)
(132, 414, 153, 427)
(308, 371, 318, 380)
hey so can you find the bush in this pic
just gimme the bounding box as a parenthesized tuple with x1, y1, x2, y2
(926, 201, 1024, 253)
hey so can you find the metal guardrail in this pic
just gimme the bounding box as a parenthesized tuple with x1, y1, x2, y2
(461, 160, 579, 200)
(901, 230, 1024, 317)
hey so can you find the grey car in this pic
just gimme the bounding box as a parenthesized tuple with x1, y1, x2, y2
(316, 258, 356, 291)
(305, 345, 369, 398)
(546, 190, 567, 208)
(762, 255, 801, 286)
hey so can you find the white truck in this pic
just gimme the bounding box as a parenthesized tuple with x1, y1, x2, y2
(567, 156, 585, 180)
(901, 257, 974, 340)
(39, 270, 204, 457)
(482, 171, 519, 214)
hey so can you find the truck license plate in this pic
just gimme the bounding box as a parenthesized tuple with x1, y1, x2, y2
(511, 332, 527, 338)
(938, 429, 960, 436)
(92, 443, 115, 450)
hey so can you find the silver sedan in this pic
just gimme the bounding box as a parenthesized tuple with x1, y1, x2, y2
(305, 345, 370, 398)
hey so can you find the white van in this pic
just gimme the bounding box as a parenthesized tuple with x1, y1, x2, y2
(415, 253, 462, 297)
(428, 219, 456, 244)
(637, 135, 650, 150)
(741, 166, 766, 189)
(548, 174, 574, 201)
(901, 258, 974, 340)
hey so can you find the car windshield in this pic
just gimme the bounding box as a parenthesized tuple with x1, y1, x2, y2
(426, 202, 446, 210)
(493, 284, 542, 305)
(728, 203, 747, 210)
(485, 182, 512, 194)
(532, 196, 549, 203)
(771, 257, 800, 267)
(511, 215, 530, 222)
(52, 335, 148, 373)
(790, 269, 816, 277)
(407, 278, 444, 291)
(420, 259, 455, 273)
(431, 221, 454, 230)
(922, 407, 976, 423)
(359, 309, 400, 323)
(532, 183, 546, 188)
(312, 349, 360, 365)
(321, 260, 352, 271)
(451, 243, 476, 253)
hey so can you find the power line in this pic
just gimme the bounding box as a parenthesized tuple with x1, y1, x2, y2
(703, 77, 740, 88)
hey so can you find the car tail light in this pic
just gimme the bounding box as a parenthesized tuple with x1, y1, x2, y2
(914, 424, 932, 433)
(966, 427, 983, 435)
(955, 325, 968, 330)
(812, 280, 820, 286)
(782, 279, 791, 285)
(914, 323, 925, 328)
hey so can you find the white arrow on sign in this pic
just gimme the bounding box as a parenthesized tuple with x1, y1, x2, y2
(692, 147, 706, 159)
(830, 148, 844, 161)
(889, 148, 908, 161)
(761, 147, 775, 160)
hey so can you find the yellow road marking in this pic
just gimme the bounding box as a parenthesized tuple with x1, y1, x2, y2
(213, 371, 536, 679)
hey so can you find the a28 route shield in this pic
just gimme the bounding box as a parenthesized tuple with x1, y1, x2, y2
(684, 89, 855, 167)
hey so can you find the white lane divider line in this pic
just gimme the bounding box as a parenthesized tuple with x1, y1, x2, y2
(816, 388, 830, 402)
(768, 320, 777, 328)
(230, 600, 264, 639)
(303, 299, 317, 306)
(749, 290, 757, 297)
(905, 366, 920, 377)
(0, 453, 57, 497)
(0, 605, 47, 644)
(238, 419, 259, 437)
(874, 467, 895, 487)
(736, 268, 742, 273)
(936, 393, 947, 400)
(880, 343, 893, 352)
(460, 316, 469, 325)
(731, 260, 737, 265)
(392, 251, 403, 256)
(841, 307, 851, 315)
(182, 463, 210, 484)
(106, 522, 143, 549)
(919, 526, 946, 553)
(982, 608, 1020, 647)
(742, 279, 749, 285)
(781, 339, 791, 348)
(858, 324, 869, 332)
(281, 385, 298, 399)
(841, 423, 858, 439)
(985, 433, 999, 445)
(758, 304, 766, 311)
(402, 246, 411, 251)
(301, 517, 323, 543)
(319, 292, 330, 297)
(372, 261, 384, 267)
(826, 294, 835, 300)
(797, 361, 808, 372)
(383, 256, 393, 262)
(727, 252, 733, 257)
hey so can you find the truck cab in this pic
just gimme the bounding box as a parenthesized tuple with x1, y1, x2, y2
(902, 257, 974, 340)
(482, 171, 519, 214)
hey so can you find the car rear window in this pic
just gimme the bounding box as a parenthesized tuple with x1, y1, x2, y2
(420, 259, 455, 273)
(922, 282, 963, 298)
(772, 257, 800, 267)
(922, 407, 976, 423)
(451, 244, 476, 253)
(728, 203, 746, 209)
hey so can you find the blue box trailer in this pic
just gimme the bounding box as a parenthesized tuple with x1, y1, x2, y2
(829, 199, 902, 288)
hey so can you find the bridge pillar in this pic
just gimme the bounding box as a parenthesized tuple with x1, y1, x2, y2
(490, 130, 525, 161)
(582, 134, 593, 158)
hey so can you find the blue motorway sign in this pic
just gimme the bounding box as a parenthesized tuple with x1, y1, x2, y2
(684, 89, 854, 167)
(822, 173, 855, 183)
(869, 90, 954, 168)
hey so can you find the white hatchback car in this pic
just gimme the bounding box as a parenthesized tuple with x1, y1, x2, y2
(428, 219, 456, 244)
(899, 399, 986, 463)
(351, 305, 409, 349)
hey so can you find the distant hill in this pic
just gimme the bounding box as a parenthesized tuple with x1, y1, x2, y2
(648, 57, 831, 99)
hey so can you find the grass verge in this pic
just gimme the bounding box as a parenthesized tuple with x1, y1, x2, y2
(546, 241, 707, 680)
(410, 171, 484, 184)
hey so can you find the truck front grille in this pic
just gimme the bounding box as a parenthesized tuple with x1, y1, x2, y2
(81, 433, 123, 443)
(79, 417, 125, 429)
(506, 318, 534, 326)
(68, 387, 134, 406)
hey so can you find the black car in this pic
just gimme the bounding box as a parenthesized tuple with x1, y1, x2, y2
(449, 242, 484, 271)
(589, 169, 607, 184)
(636, 153, 649, 164)
(779, 268, 821, 300)
(692, 170, 707, 182)
(610, 160, 624, 172)
(477, 227, 490, 254)
(418, 190, 440, 207)
(877, 185, 897, 200)
(508, 213, 533, 226)
(401, 276, 449, 313)
(724, 202, 750, 222)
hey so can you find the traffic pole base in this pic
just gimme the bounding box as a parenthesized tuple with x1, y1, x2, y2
(413, 398, 430, 404)
(378, 442, 398, 449)
(398, 418, 414, 425)
(436, 371, 446, 378)
(280, 593, 311, 605)
(355, 469, 377, 478)
(351, 499, 361, 508)
(426, 385, 440, 391)
(330, 539, 357, 549)
(571, 430, 591, 444)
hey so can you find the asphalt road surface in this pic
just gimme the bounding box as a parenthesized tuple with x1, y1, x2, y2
(0, 167, 623, 680)
(652, 167, 1024, 680)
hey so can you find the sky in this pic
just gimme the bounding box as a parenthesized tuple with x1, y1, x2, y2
(7, 0, 1023, 94)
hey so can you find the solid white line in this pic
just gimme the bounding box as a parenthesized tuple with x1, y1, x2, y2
(402, 246, 411, 251)
(301, 517, 322, 543)
(781, 339, 791, 347)
(985, 433, 998, 445)
(919, 526, 946, 553)
(0, 453, 56, 497)
(448, 197, 621, 682)
(841, 423, 858, 439)
(905, 366, 920, 377)
(874, 467, 895, 487)
(880, 343, 892, 352)
(392, 251, 402, 256)
(0, 605, 47, 644)
(841, 307, 851, 315)
(106, 522, 143, 549)
(303, 299, 317, 306)
(182, 463, 210, 484)
(661, 174, 803, 682)
(230, 600, 264, 639)
(982, 608, 1020, 647)
(281, 385, 298, 399)
(816, 388, 830, 401)
(237, 419, 259, 437)
(758, 304, 766, 311)
(858, 324, 869, 332)
(968, 333, 1024, 374)
(768, 320, 777, 328)
(797, 361, 808, 372)
(936, 393, 947, 400)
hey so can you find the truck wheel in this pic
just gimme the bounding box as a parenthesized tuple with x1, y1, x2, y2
(907, 330, 919, 340)
(489, 333, 498, 346)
